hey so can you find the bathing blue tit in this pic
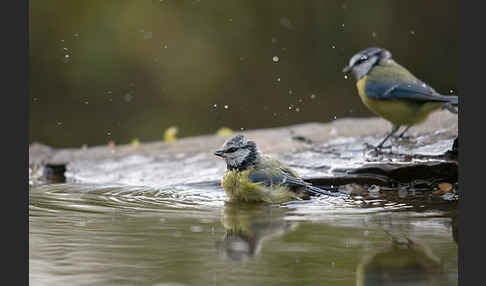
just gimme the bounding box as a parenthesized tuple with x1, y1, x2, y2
(342, 47, 458, 149)
(214, 135, 336, 203)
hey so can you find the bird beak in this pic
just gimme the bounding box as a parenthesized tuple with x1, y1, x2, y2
(342, 65, 352, 73)
(214, 150, 224, 157)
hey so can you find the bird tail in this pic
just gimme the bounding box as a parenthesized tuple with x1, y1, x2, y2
(305, 185, 342, 197)
(445, 95, 458, 105)
(441, 95, 458, 114)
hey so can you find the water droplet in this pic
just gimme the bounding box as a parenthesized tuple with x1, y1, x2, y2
(410, 30, 416, 35)
(276, 77, 281, 82)
(64, 54, 70, 58)
(107, 131, 111, 136)
(372, 32, 377, 38)
(344, 75, 348, 79)
(288, 89, 293, 95)
(124, 94, 133, 102)
(333, 115, 337, 120)
(273, 112, 277, 117)
(295, 107, 300, 112)
(224, 105, 228, 109)
(449, 89, 454, 94)
(213, 104, 217, 108)
(272, 56, 280, 63)
(280, 17, 295, 30)
(228, 18, 233, 22)
(288, 106, 292, 110)
(240, 127, 245, 131)
(84, 101, 89, 105)
(57, 122, 62, 126)
(310, 94, 316, 99)
(331, 45, 336, 49)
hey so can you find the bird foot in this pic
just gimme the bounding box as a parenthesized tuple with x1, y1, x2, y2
(395, 135, 412, 140)
(363, 142, 392, 151)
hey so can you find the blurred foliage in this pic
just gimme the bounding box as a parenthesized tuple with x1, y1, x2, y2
(29, 0, 458, 147)
(164, 126, 178, 142)
(216, 127, 234, 137)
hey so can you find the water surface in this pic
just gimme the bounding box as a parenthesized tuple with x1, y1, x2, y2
(29, 183, 457, 286)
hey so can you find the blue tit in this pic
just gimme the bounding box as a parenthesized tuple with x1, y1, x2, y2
(214, 135, 335, 203)
(342, 47, 458, 149)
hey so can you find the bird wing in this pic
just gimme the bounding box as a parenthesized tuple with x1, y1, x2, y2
(247, 165, 307, 188)
(247, 159, 337, 196)
(365, 79, 457, 104)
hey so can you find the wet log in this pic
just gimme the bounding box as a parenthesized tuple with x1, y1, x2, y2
(29, 110, 458, 190)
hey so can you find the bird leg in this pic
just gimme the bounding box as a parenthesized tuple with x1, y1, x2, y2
(371, 125, 400, 150)
(396, 126, 412, 139)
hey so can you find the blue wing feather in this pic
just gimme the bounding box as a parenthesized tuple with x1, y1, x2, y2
(365, 79, 457, 104)
(248, 166, 338, 197)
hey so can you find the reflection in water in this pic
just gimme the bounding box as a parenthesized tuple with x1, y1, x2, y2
(217, 202, 297, 261)
(29, 184, 458, 285)
(356, 234, 448, 286)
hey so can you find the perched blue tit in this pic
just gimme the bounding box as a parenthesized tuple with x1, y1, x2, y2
(342, 47, 458, 149)
(214, 135, 335, 203)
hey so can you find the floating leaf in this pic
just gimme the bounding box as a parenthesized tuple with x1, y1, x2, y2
(438, 182, 453, 194)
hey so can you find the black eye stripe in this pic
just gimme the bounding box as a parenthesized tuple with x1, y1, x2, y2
(356, 56, 367, 64)
(226, 147, 238, 153)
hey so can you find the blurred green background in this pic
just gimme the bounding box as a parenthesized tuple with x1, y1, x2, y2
(29, 0, 458, 148)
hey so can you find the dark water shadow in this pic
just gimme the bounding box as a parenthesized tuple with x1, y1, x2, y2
(356, 233, 454, 286)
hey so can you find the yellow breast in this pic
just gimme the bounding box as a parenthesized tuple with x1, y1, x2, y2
(221, 170, 302, 203)
(355, 76, 443, 126)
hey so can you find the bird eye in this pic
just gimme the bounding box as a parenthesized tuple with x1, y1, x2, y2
(226, 147, 237, 153)
(356, 56, 368, 64)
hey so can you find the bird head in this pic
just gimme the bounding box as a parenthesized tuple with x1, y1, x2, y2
(342, 47, 392, 80)
(215, 135, 259, 170)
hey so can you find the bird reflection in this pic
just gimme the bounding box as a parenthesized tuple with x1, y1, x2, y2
(217, 202, 297, 261)
(356, 233, 451, 286)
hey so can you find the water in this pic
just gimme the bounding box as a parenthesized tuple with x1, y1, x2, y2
(29, 183, 457, 286)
